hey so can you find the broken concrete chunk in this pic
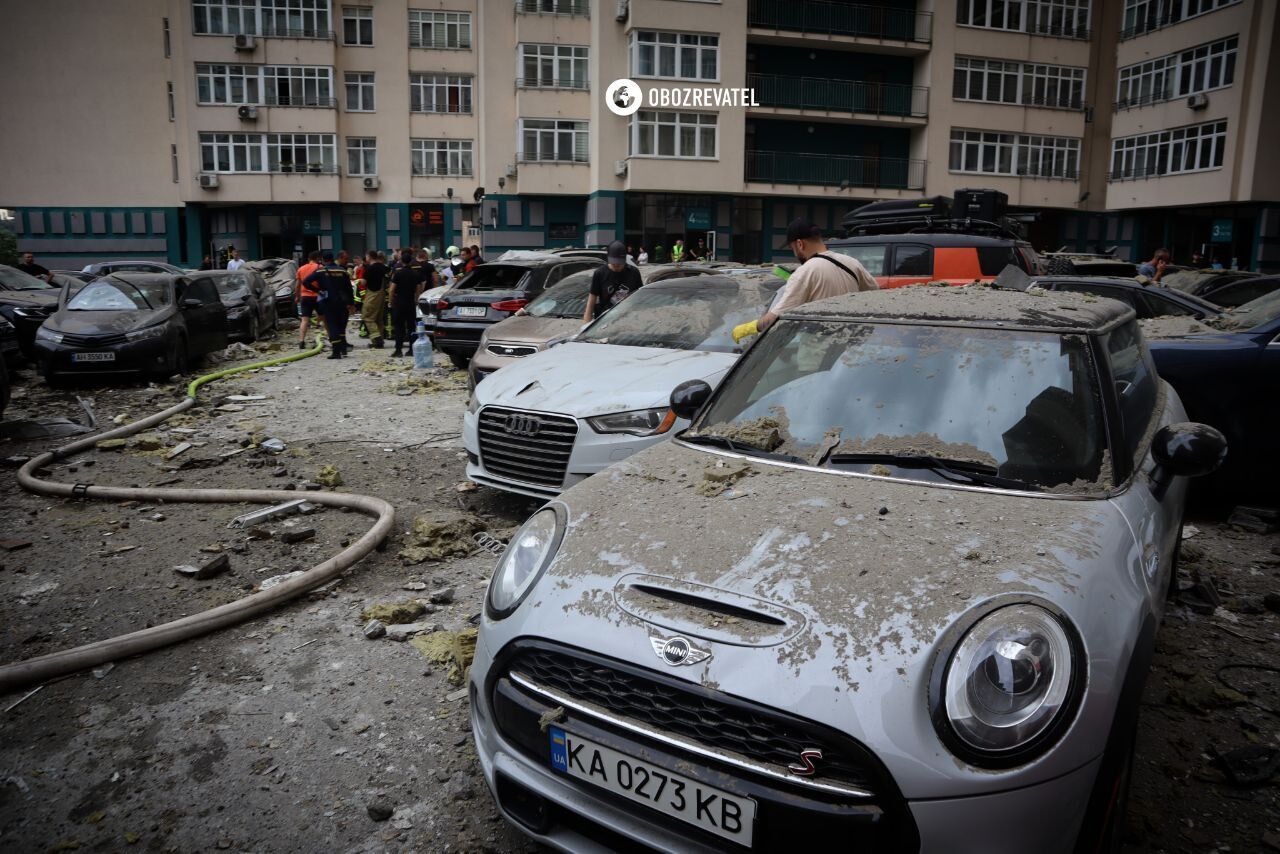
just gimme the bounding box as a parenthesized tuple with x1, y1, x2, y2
(132, 434, 164, 451)
(1227, 505, 1279, 534)
(280, 528, 316, 545)
(96, 438, 128, 451)
(385, 621, 435, 642)
(260, 438, 286, 453)
(409, 628, 477, 686)
(174, 553, 229, 580)
(695, 460, 754, 497)
(363, 619, 387, 640)
(397, 513, 485, 564)
(315, 465, 343, 488)
(0, 539, 33, 552)
(360, 600, 427, 626)
(429, 587, 456, 605)
(259, 570, 305, 591)
(366, 798, 394, 822)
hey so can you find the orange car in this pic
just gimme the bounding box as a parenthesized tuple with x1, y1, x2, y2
(826, 233, 1040, 288)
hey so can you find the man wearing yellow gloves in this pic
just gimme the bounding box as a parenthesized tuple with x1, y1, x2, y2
(732, 218, 878, 343)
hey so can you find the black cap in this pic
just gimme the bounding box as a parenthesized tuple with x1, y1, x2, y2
(606, 240, 627, 264)
(785, 218, 822, 243)
(322, 250, 335, 262)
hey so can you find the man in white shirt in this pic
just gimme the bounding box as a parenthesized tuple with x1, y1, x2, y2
(226, 247, 246, 271)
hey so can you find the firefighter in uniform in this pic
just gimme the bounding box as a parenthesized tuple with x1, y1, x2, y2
(302, 251, 356, 359)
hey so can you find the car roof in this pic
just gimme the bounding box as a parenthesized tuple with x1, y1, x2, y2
(828, 233, 1021, 248)
(1033, 276, 1222, 311)
(644, 273, 782, 292)
(784, 284, 1135, 332)
(88, 272, 180, 283)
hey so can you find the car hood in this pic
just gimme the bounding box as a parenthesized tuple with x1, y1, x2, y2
(482, 315, 582, 346)
(0, 289, 59, 308)
(46, 307, 174, 334)
(475, 342, 737, 417)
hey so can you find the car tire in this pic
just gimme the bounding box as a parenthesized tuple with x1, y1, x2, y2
(1045, 257, 1077, 276)
(448, 351, 470, 369)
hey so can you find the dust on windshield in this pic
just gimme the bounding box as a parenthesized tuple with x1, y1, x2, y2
(67, 280, 171, 311)
(527, 273, 591, 319)
(576, 279, 781, 353)
(213, 273, 253, 298)
(0, 265, 56, 291)
(691, 320, 1109, 491)
(1205, 289, 1280, 332)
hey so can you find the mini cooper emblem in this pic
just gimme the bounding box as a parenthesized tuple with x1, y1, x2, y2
(504, 413, 541, 437)
(788, 749, 823, 776)
(650, 636, 711, 667)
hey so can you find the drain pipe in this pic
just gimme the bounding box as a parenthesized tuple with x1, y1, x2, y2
(0, 338, 395, 694)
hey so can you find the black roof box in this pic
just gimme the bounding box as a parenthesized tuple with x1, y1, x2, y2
(842, 196, 951, 228)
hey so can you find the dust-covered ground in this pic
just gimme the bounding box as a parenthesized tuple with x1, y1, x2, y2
(0, 329, 1277, 853)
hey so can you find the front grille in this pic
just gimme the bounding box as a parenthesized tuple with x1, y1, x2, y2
(486, 342, 537, 358)
(508, 647, 877, 794)
(477, 406, 577, 487)
(62, 332, 128, 347)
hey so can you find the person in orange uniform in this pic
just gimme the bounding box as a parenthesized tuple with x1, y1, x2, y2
(294, 250, 323, 349)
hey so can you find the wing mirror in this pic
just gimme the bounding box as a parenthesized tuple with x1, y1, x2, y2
(1150, 421, 1227, 499)
(670, 379, 712, 421)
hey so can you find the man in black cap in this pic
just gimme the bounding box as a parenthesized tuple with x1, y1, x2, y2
(733, 218, 876, 343)
(302, 250, 356, 359)
(583, 240, 643, 322)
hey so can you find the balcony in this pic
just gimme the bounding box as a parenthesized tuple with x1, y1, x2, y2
(748, 73, 927, 118)
(409, 35, 472, 50)
(516, 77, 590, 91)
(516, 151, 589, 164)
(745, 150, 924, 189)
(515, 0, 589, 16)
(748, 0, 932, 45)
(260, 94, 338, 108)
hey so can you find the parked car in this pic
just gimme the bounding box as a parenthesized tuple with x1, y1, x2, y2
(471, 285, 1225, 853)
(1187, 273, 1280, 308)
(80, 260, 189, 277)
(1142, 289, 1280, 503)
(51, 270, 95, 283)
(1040, 253, 1139, 278)
(199, 269, 278, 342)
(435, 254, 605, 369)
(468, 264, 731, 389)
(0, 264, 61, 358)
(0, 322, 10, 416)
(245, 258, 299, 316)
(34, 274, 228, 383)
(1159, 269, 1259, 305)
(826, 232, 1039, 288)
(1030, 275, 1222, 319)
(464, 272, 784, 499)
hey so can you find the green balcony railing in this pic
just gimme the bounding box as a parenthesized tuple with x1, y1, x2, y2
(745, 150, 925, 189)
(748, 0, 932, 43)
(748, 73, 927, 117)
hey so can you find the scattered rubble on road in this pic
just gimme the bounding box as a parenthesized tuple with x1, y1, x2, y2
(409, 629, 478, 686)
(398, 513, 485, 564)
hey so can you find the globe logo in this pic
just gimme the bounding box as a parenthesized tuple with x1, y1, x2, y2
(605, 79, 643, 116)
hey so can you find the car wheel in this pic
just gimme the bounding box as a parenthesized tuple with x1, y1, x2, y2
(448, 351, 470, 369)
(1045, 257, 1077, 275)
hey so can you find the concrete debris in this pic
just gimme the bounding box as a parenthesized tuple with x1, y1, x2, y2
(225, 394, 268, 402)
(366, 798, 395, 822)
(360, 600, 427, 626)
(695, 460, 754, 497)
(1181, 524, 1200, 540)
(174, 553, 229, 580)
(0, 539, 33, 552)
(279, 527, 315, 545)
(1227, 506, 1279, 534)
(259, 570, 305, 591)
(245, 527, 272, 541)
(398, 513, 485, 564)
(537, 706, 565, 732)
(455, 481, 477, 493)
(132, 434, 164, 451)
(165, 442, 193, 460)
(445, 688, 468, 702)
(401, 581, 427, 591)
(91, 663, 114, 679)
(260, 438, 286, 453)
(445, 771, 476, 801)
(96, 438, 128, 452)
(429, 587, 456, 605)
(0, 417, 92, 440)
(199, 543, 224, 554)
(409, 629, 477, 685)
(315, 465, 343, 488)
(362, 619, 387, 640)
(222, 342, 258, 360)
(385, 621, 435, 642)
(214, 404, 247, 413)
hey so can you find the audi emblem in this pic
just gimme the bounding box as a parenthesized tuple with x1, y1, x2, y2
(504, 413, 542, 437)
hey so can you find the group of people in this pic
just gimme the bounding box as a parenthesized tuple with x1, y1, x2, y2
(1138, 247, 1232, 282)
(624, 237, 712, 266)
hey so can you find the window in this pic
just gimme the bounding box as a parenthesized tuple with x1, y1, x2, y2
(949, 129, 1081, 178)
(167, 82, 175, 120)
(342, 5, 372, 45)
(1109, 120, 1227, 180)
(199, 131, 337, 173)
(954, 57, 1086, 110)
(193, 0, 257, 35)
(519, 44, 589, 89)
(515, 0, 589, 14)
(260, 0, 330, 38)
(195, 64, 333, 107)
(631, 111, 717, 158)
(346, 137, 377, 175)
(891, 245, 932, 276)
(632, 31, 719, 81)
(828, 245, 887, 277)
(1106, 321, 1157, 464)
(163, 17, 171, 56)
(408, 10, 471, 49)
(957, 0, 1090, 38)
(1122, 0, 1240, 39)
(196, 64, 261, 104)
(345, 72, 375, 111)
(410, 139, 474, 176)
(519, 119, 589, 163)
(409, 74, 472, 113)
(1115, 36, 1237, 109)
(171, 143, 179, 183)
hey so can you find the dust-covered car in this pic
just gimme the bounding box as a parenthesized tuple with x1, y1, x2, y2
(245, 258, 299, 316)
(470, 286, 1225, 853)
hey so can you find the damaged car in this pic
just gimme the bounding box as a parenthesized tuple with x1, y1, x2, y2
(470, 286, 1225, 853)
(463, 272, 783, 499)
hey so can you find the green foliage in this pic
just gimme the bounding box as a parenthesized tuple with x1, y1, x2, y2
(0, 227, 17, 266)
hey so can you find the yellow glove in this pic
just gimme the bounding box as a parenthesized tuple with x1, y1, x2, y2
(732, 320, 760, 343)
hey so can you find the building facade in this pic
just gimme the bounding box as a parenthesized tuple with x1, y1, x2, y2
(1, 0, 1277, 270)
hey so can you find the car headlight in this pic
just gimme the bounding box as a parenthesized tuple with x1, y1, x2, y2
(587, 407, 677, 436)
(13, 308, 45, 318)
(936, 603, 1083, 765)
(36, 326, 63, 343)
(487, 508, 563, 618)
(466, 394, 480, 414)
(275, 285, 292, 298)
(125, 324, 169, 342)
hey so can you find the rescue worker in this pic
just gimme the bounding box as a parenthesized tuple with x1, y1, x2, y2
(302, 251, 356, 359)
(732, 218, 877, 343)
(388, 249, 424, 357)
(295, 250, 323, 349)
(351, 253, 369, 338)
(360, 250, 389, 348)
(671, 238, 685, 263)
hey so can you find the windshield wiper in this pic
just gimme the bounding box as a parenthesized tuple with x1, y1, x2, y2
(107, 274, 153, 309)
(682, 433, 808, 464)
(821, 452, 1035, 490)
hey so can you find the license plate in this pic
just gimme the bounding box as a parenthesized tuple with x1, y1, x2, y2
(548, 726, 755, 846)
(456, 306, 487, 317)
(72, 352, 115, 363)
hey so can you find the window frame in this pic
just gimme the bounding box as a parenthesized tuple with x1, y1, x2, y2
(518, 118, 590, 164)
(955, 0, 1091, 39)
(408, 9, 472, 50)
(629, 111, 718, 160)
(518, 43, 590, 90)
(949, 128, 1081, 179)
(344, 71, 375, 112)
(953, 56, 1086, 110)
(1115, 35, 1237, 110)
(199, 131, 338, 174)
(630, 30, 720, 83)
(410, 138, 475, 177)
(346, 136, 377, 176)
(1108, 119, 1227, 181)
(1121, 0, 1241, 40)
(195, 63, 334, 107)
(342, 5, 373, 46)
(408, 73, 473, 114)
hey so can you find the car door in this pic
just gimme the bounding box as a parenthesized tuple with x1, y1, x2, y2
(885, 243, 934, 288)
(181, 277, 227, 354)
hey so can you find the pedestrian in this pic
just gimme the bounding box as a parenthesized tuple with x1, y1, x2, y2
(294, 250, 323, 348)
(16, 251, 52, 282)
(226, 247, 246, 271)
(672, 238, 685, 263)
(1137, 248, 1170, 281)
(388, 249, 423, 357)
(1191, 251, 1206, 268)
(732, 218, 877, 343)
(695, 238, 708, 261)
(199, 255, 215, 271)
(470, 244, 485, 266)
(360, 250, 389, 349)
(583, 241, 643, 322)
(461, 246, 477, 273)
(637, 245, 649, 264)
(1211, 257, 1225, 270)
(652, 244, 665, 264)
(302, 250, 355, 359)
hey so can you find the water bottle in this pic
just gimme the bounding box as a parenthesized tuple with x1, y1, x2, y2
(412, 320, 433, 370)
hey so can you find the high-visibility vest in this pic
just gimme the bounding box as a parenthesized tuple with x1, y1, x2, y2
(672, 244, 684, 262)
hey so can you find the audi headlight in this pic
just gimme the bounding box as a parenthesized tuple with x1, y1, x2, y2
(466, 394, 480, 414)
(586, 407, 676, 436)
(936, 603, 1083, 765)
(36, 326, 63, 344)
(487, 508, 563, 618)
(126, 324, 169, 342)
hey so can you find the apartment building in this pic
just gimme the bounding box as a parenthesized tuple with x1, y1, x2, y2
(1, 0, 1276, 270)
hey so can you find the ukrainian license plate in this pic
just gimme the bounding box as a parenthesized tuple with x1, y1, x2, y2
(548, 726, 755, 846)
(72, 352, 115, 363)
(456, 306, 487, 317)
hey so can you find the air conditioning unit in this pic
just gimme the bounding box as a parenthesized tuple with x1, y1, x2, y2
(1187, 93, 1209, 110)
(199, 174, 220, 189)
(505, 163, 518, 178)
(615, 0, 629, 23)
(362, 176, 380, 190)
(614, 159, 628, 177)
(233, 34, 256, 51)
(237, 105, 258, 121)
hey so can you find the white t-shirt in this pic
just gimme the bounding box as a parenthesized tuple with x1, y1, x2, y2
(226, 258, 246, 270)
(770, 251, 877, 315)
(637, 251, 649, 264)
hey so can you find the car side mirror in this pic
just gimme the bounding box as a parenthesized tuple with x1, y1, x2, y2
(1150, 421, 1227, 499)
(670, 379, 712, 421)
(182, 298, 203, 309)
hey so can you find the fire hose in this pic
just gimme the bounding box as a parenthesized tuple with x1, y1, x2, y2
(0, 336, 396, 694)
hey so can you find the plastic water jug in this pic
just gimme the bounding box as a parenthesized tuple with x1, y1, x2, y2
(412, 321, 433, 370)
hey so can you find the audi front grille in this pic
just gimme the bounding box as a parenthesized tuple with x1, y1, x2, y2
(477, 406, 578, 487)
